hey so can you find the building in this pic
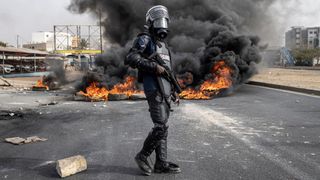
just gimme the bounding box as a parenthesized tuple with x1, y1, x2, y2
(23, 43, 48, 52)
(23, 31, 74, 52)
(285, 26, 320, 49)
(32, 31, 54, 44)
(306, 27, 320, 48)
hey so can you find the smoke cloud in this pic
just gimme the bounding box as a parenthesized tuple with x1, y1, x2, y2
(43, 59, 67, 90)
(69, 0, 277, 93)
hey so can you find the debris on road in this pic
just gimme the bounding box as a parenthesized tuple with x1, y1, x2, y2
(56, 155, 87, 178)
(5, 136, 47, 145)
(0, 111, 23, 120)
(39, 101, 58, 106)
(0, 76, 12, 86)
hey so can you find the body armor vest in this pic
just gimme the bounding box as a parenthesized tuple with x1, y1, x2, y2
(156, 41, 172, 97)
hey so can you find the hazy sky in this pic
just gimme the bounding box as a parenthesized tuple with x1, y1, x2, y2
(0, 0, 94, 46)
(268, 0, 320, 46)
(0, 0, 320, 47)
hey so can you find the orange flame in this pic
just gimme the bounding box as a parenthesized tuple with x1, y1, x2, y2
(79, 82, 109, 101)
(34, 79, 49, 90)
(109, 76, 143, 97)
(79, 76, 143, 101)
(180, 60, 232, 100)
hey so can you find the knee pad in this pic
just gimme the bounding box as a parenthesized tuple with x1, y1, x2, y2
(149, 103, 169, 124)
(152, 124, 169, 140)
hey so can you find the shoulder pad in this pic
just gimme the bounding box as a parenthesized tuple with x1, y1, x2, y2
(132, 34, 151, 51)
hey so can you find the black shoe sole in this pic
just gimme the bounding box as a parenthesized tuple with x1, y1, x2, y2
(154, 168, 181, 174)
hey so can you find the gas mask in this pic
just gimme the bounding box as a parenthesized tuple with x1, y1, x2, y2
(146, 5, 170, 39)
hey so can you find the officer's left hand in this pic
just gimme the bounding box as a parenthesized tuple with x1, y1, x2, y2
(173, 92, 180, 106)
(156, 65, 165, 75)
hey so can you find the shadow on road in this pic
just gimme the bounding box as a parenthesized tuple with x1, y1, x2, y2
(0, 157, 59, 178)
(0, 157, 142, 178)
(85, 164, 141, 176)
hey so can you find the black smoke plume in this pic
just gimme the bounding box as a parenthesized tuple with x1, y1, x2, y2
(43, 59, 67, 90)
(69, 0, 276, 93)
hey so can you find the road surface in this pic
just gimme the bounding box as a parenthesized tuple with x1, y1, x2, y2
(0, 85, 319, 180)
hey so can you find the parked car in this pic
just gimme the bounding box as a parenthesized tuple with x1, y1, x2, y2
(23, 65, 32, 72)
(0, 64, 15, 74)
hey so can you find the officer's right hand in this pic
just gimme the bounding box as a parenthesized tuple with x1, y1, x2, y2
(156, 65, 165, 75)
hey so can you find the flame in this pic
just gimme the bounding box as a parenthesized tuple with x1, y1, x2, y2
(180, 60, 232, 100)
(79, 76, 143, 101)
(79, 82, 109, 101)
(78, 62, 232, 101)
(34, 79, 49, 90)
(109, 76, 143, 96)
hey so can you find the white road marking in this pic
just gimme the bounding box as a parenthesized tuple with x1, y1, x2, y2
(8, 102, 27, 105)
(182, 103, 316, 180)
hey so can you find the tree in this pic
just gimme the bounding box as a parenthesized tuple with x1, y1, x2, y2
(292, 48, 320, 66)
(0, 41, 7, 47)
(79, 39, 89, 49)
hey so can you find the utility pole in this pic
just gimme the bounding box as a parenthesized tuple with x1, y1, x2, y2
(16, 35, 19, 48)
(54, 26, 56, 53)
(2, 52, 5, 75)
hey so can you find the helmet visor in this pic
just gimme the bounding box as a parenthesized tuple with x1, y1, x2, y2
(153, 18, 168, 29)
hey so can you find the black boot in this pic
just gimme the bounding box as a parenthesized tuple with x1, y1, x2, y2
(135, 131, 159, 176)
(135, 153, 152, 176)
(154, 139, 181, 174)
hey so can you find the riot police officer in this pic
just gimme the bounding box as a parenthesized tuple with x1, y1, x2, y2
(125, 5, 181, 176)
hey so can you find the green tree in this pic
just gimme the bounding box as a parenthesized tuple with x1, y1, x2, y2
(0, 41, 7, 47)
(292, 48, 320, 66)
(79, 39, 89, 49)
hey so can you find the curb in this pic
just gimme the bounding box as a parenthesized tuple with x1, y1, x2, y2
(273, 66, 320, 71)
(2, 72, 52, 78)
(247, 81, 320, 96)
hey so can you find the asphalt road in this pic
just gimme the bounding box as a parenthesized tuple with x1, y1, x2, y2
(0, 85, 319, 180)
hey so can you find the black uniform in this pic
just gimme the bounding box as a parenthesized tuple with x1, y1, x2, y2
(125, 32, 179, 173)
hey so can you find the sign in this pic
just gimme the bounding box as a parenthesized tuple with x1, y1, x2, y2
(55, 50, 103, 55)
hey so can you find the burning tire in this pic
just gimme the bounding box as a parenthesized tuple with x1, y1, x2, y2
(129, 94, 147, 101)
(108, 93, 128, 101)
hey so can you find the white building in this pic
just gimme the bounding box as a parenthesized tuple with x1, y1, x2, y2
(32, 32, 54, 44)
(306, 27, 320, 49)
(24, 31, 74, 52)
